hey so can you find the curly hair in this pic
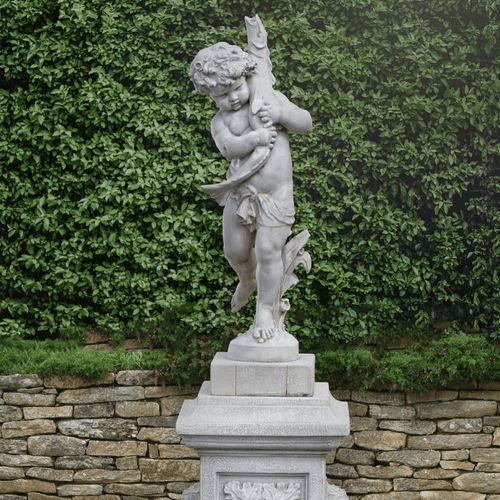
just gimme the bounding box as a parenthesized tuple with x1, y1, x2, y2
(189, 42, 257, 94)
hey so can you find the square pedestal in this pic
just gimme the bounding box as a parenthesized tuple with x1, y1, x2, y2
(210, 352, 315, 396)
(176, 381, 350, 500)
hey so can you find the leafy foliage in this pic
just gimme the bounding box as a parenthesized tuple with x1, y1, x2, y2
(0, 0, 498, 384)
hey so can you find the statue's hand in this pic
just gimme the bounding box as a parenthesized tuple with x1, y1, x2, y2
(255, 125, 277, 149)
(257, 102, 281, 126)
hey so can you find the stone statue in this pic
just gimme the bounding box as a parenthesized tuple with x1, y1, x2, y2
(190, 15, 313, 345)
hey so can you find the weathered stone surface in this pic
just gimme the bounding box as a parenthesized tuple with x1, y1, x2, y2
(105, 483, 165, 495)
(144, 386, 197, 398)
(348, 402, 368, 416)
(377, 450, 441, 468)
(73, 496, 119, 500)
(137, 416, 177, 427)
(115, 401, 159, 417)
(25, 468, 73, 482)
(44, 373, 114, 389)
(0, 467, 24, 480)
(54, 456, 114, 470)
(350, 417, 377, 431)
(86, 440, 147, 457)
(418, 400, 497, 418)
(2, 419, 56, 438)
(0, 375, 43, 391)
(28, 435, 86, 456)
(57, 484, 103, 496)
(440, 460, 475, 470)
(334, 448, 375, 465)
(27, 492, 60, 500)
(362, 494, 419, 500)
(139, 459, 200, 482)
(148, 443, 159, 458)
(354, 431, 406, 450)
(493, 427, 500, 445)
(393, 478, 451, 490)
(115, 456, 138, 469)
(73, 403, 114, 418)
(356, 465, 413, 478)
(340, 434, 354, 448)
(470, 448, 500, 463)
(74, 469, 141, 483)
(452, 472, 500, 493)
(58, 418, 138, 440)
(2, 394, 55, 407)
(475, 463, 500, 472)
(326, 464, 358, 478)
(379, 419, 436, 435)
(351, 391, 405, 405)
(414, 468, 460, 479)
(442, 450, 469, 461)
(0, 406, 23, 423)
(420, 493, 486, 500)
(484, 416, 500, 426)
(343, 478, 392, 494)
(0, 454, 52, 467)
(23, 407, 72, 420)
(57, 386, 144, 404)
(137, 427, 180, 443)
(369, 405, 415, 420)
(0, 480, 56, 494)
(460, 390, 500, 400)
(437, 418, 482, 433)
(408, 434, 492, 450)
(116, 370, 159, 386)
(160, 396, 186, 416)
(158, 444, 198, 459)
(167, 482, 196, 494)
(406, 390, 458, 404)
(0, 440, 26, 454)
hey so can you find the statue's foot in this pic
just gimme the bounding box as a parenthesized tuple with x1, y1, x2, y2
(231, 279, 256, 313)
(252, 307, 277, 343)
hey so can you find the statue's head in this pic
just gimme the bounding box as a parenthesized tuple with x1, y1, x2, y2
(189, 42, 257, 95)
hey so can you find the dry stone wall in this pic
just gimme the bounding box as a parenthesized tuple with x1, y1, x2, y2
(0, 372, 499, 499)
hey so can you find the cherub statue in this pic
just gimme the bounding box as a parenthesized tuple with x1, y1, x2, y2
(190, 16, 312, 343)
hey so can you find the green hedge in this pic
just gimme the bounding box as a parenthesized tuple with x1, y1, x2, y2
(1, 0, 498, 367)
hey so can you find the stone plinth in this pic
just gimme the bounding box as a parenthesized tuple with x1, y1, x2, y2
(176, 381, 350, 500)
(210, 352, 315, 396)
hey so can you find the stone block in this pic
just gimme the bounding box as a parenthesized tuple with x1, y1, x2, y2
(442, 450, 469, 460)
(348, 402, 368, 416)
(115, 401, 160, 417)
(161, 396, 189, 416)
(440, 460, 474, 470)
(44, 373, 114, 389)
(484, 416, 500, 426)
(493, 427, 500, 445)
(406, 390, 458, 404)
(452, 472, 500, 493)
(437, 418, 482, 433)
(73, 497, 119, 500)
(210, 352, 315, 396)
(116, 370, 159, 386)
(73, 403, 114, 418)
(460, 390, 500, 400)
(57, 484, 103, 496)
(475, 463, 500, 472)
(369, 405, 415, 419)
(408, 434, 492, 450)
(350, 417, 377, 431)
(58, 418, 138, 440)
(362, 494, 419, 500)
(57, 386, 144, 404)
(343, 478, 392, 494)
(158, 444, 198, 459)
(379, 419, 436, 435)
(23, 406, 72, 420)
(144, 385, 197, 398)
(0, 375, 43, 391)
(86, 440, 148, 457)
(137, 415, 177, 427)
(54, 456, 114, 470)
(351, 391, 405, 405)
(104, 483, 166, 495)
(0, 406, 23, 423)
(28, 435, 86, 456)
(2, 394, 55, 407)
(0, 454, 53, 468)
(393, 478, 451, 490)
(356, 465, 413, 478)
(2, 419, 56, 438)
(27, 494, 60, 500)
(73, 469, 141, 483)
(377, 450, 440, 468)
(0, 467, 24, 480)
(0, 440, 27, 454)
(470, 448, 500, 463)
(25, 467, 73, 482)
(414, 468, 460, 479)
(354, 431, 406, 450)
(326, 463, 358, 478)
(417, 400, 497, 418)
(335, 449, 375, 465)
(420, 493, 486, 499)
(115, 456, 138, 469)
(0, 480, 56, 494)
(139, 459, 200, 482)
(137, 427, 180, 443)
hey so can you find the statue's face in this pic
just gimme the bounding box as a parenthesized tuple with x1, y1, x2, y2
(209, 77, 250, 111)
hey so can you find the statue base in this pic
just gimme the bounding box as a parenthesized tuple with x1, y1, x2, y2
(176, 379, 350, 500)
